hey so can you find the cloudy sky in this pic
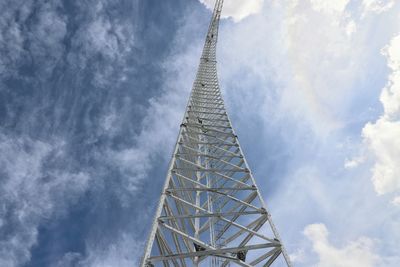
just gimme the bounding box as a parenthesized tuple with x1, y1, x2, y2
(0, 0, 399, 266)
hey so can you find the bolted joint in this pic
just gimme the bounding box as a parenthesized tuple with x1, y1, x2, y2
(260, 207, 268, 214)
(194, 243, 206, 252)
(164, 190, 171, 195)
(232, 250, 247, 262)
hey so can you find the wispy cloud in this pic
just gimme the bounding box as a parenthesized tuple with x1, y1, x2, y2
(73, 233, 143, 267)
(1, 0, 399, 265)
(0, 0, 143, 265)
(0, 0, 136, 84)
(0, 134, 89, 266)
(67, 0, 137, 87)
(53, 233, 144, 267)
(53, 3, 207, 265)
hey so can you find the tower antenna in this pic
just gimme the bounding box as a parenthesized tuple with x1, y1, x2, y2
(141, 1, 292, 266)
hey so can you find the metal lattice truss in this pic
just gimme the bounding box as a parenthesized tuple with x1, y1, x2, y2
(141, 1, 292, 266)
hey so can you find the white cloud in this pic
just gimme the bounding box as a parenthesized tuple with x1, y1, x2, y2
(0, 134, 90, 267)
(392, 196, 400, 206)
(309, 0, 349, 14)
(207, 0, 400, 265)
(78, 233, 143, 267)
(106, 36, 197, 207)
(0, 0, 136, 84)
(363, 0, 395, 15)
(52, 0, 399, 265)
(0, 1, 141, 265)
(54, 234, 144, 267)
(304, 223, 381, 267)
(63, 9, 203, 265)
(284, 2, 360, 134)
(199, 0, 264, 22)
(66, 0, 137, 87)
(289, 248, 306, 263)
(363, 120, 400, 194)
(345, 20, 357, 36)
(216, 0, 378, 137)
(0, 0, 67, 79)
(381, 35, 400, 117)
(344, 155, 365, 169)
(55, 252, 82, 267)
(362, 34, 400, 195)
(81, 1, 133, 63)
(29, 0, 67, 78)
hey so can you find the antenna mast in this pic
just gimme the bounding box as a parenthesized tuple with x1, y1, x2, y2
(141, 1, 292, 266)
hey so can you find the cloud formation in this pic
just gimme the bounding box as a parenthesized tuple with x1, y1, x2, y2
(208, 0, 400, 265)
(304, 223, 380, 267)
(1, 0, 399, 266)
(0, 134, 89, 266)
(0, 0, 66, 78)
(362, 0, 395, 15)
(309, 0, 349, 14)
(199, 0, 264, 22)
(0, 0, 147, 265)
(60, 234, 143, 267)
(67, 0, 136, 87)
(362, 34, 400, 196)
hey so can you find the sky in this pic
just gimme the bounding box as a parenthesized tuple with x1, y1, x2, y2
(0, 0, 399, 266)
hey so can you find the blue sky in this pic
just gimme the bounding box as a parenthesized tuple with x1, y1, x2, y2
(0, 0, 399, 266)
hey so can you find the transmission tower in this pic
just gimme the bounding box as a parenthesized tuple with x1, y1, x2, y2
(141, 0, 292, 266)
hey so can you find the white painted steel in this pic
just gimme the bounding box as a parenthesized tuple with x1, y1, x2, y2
(140, 0, 292, 266)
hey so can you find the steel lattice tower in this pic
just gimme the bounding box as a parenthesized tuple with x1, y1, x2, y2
(141, 1, 292, 266)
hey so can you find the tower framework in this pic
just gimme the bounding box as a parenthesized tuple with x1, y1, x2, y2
(141, 1, 292, 266)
